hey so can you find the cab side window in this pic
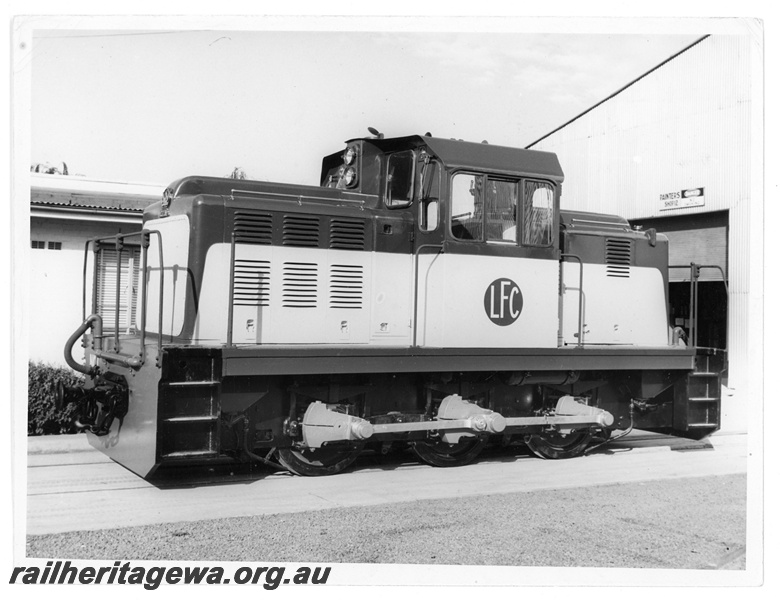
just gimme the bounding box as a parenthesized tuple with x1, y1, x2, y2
(485, 179, 518, 242)
(448, 173, 555, 247)
(450, 173, 482, 240)
(418, 158, 441, 232)
(522, 181, 554, 246)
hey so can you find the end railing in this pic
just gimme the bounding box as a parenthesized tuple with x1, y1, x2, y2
(669, 263, 728, 349)
(79, 229, 165, 369)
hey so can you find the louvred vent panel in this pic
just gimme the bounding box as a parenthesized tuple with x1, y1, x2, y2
(282, 215, 320, 247)
(233, 211, 273, 245)
(329, 264, 363, 309)
(282, 262, 318, 308)
(605, 238, 631, 278)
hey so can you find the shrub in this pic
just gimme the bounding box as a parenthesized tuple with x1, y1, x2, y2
(28, 362, 83, 435)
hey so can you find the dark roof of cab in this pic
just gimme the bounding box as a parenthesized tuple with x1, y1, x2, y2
(361, 134, 564, 182)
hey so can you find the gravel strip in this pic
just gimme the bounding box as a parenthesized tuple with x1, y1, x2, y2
(27, 473, 746, 569)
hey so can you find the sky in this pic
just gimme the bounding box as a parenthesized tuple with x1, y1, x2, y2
(24, 19, 707, 187)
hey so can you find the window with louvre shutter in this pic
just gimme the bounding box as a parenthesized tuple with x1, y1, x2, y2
(96, 246, 141, 333)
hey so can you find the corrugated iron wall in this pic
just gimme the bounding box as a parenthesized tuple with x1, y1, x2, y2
(530, 34, 759, 430)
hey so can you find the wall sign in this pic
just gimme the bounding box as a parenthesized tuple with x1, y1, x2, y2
(660, 187, 705, 211)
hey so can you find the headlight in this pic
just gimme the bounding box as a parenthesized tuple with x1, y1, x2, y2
(343, 146, 357, 165)
(343, 166, 357, 187)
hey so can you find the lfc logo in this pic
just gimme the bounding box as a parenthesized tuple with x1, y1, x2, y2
(484, 278, 523, 326)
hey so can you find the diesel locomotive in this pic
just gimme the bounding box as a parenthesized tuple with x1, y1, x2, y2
(58, 131, 725, 478)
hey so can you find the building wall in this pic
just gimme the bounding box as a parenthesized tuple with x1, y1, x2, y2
(529, 35, 761, 432)
(29, 217, 142, 365)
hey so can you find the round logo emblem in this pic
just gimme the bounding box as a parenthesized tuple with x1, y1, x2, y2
(484, 278, 523, 326)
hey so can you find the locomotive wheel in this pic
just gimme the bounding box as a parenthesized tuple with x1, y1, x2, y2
(525, 430, 593, 459)
(276, 444, 364, 477)
(412, 436, 486, 468)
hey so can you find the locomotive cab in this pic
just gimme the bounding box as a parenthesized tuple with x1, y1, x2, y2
(320, 133, 568, 348)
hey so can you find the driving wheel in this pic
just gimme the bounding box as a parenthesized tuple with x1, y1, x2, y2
(412, 435, 486, 467)
(525, 430, 593, 459)
(277, 444, 364, 476)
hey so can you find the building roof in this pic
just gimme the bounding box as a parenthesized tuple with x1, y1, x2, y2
(30, 173, 165, 219)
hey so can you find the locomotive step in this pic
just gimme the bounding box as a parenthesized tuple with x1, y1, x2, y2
(163, 415, 220, 423)
(163, 381, 219, 387)
(161, 450, 220, 459)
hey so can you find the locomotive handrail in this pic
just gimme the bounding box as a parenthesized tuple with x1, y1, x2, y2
(230, 188, 369, 207)
(114, 238, 123, 352)
(92, 348, 143, 370)
(140, 231, 150, 355)
(669, 263, 728, 348)
(560, 253, 585, 347)
(412, 243, 444, 347)
(227, 231, 237, 346)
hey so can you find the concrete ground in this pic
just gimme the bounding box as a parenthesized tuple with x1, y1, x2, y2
(23, 430, 754, 583)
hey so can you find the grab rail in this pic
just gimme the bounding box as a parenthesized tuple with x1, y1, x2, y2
(412, 243, 444, 347)
(560, 253, 584, 347)
(227, 231, 237, 347)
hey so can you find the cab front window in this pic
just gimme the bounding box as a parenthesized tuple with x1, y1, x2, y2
(385, 151, 415, 208)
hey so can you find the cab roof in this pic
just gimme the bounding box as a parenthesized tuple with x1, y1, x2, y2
(353, 134, 565, 183)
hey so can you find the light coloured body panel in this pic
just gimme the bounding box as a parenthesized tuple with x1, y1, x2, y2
(416, 251, 560, 348)
(368, 252, 414, 342)
(194, 245, 413, 346)
(195, 244, 669, 349)
(560, 262, 669, 346)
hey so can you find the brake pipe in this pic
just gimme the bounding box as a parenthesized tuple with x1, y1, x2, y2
(64, 314, 103, 375)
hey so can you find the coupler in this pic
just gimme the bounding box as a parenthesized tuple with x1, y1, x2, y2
(55, 381, 129, 436)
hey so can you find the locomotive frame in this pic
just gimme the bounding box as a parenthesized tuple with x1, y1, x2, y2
(58, 132, 725, 478)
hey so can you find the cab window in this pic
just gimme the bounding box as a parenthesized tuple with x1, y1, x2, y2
(522, 181, 554, 246)
(385, 151, 415, 208)
(450, 173, 482, 240)
(418, 157, 441, 232)
(485, 179, 518, 242)
(448, 174, 554, 247)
